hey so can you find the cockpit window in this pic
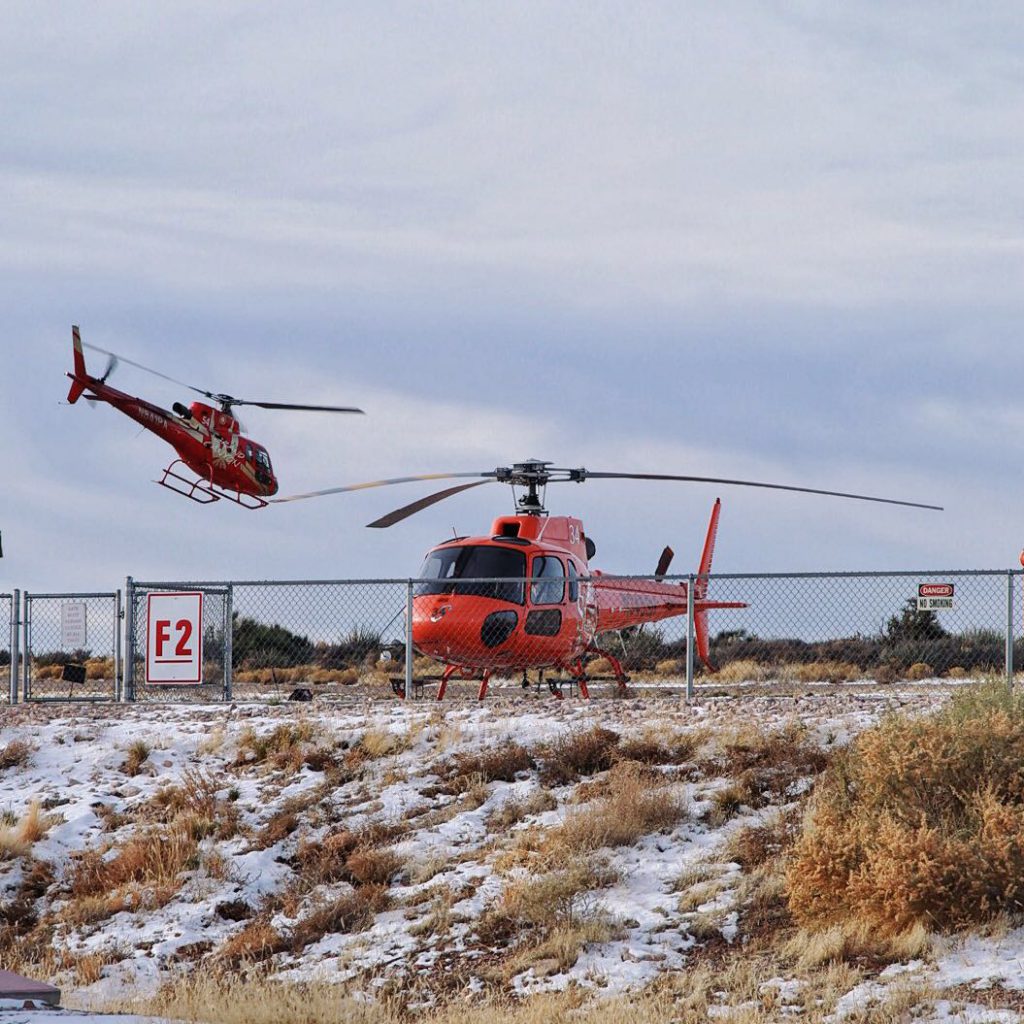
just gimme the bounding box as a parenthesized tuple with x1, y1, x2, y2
(530, 556, 565, 605)
(415, 545, 527, 604)
(255, 448, 272, 470)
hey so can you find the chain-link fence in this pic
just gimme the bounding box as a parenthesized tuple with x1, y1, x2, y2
(1, 593, 14, 705)
(22, 592, 121, 701)
(117, 570, 1024, 702)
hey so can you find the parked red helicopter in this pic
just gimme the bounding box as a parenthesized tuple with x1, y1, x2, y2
(276, 460, 942, 699)
(65, 326, 364, 507)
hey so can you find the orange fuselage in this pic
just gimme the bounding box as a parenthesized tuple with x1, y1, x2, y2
(411, 513, 699, 673)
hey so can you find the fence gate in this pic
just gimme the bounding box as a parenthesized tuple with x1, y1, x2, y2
(22, 592, 121, 701)
(125, 581, 232, 702)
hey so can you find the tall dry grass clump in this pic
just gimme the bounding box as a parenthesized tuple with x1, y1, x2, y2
(787, 682, 1024, 935)
(524, 761, 686, 864)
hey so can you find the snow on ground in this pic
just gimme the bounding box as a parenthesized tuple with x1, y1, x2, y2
(1, 688, 1023, 1020)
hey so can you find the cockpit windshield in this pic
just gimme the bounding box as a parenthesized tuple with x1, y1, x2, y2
(415, 545, 527, 604)
(255, 448, 272, 471)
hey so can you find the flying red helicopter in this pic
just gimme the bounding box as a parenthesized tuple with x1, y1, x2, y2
(65, 326, 364, 507)
(276, 460, 942, 699)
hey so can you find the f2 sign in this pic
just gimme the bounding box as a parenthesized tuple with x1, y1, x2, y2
(146, 592, 204, 684)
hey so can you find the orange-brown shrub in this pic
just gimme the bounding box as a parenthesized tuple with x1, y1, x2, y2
(787, 682, 1024, 935)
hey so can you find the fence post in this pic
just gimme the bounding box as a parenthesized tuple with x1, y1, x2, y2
(9, 589, 19, 705)
(685, 574, 695, 702)
(21, 593, 30, 701)
(123, 576, 135, 702)
(224, 585, 233, 702)
(405, 581, 414, 701)
(1007, 571, 1015, 691)
(114, 589, 123, 703)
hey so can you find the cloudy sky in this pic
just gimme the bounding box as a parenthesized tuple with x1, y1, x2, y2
(3, 1, 1024, 592)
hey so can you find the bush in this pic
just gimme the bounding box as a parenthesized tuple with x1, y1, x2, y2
(786, 682, 1024, 935)
(539, 726, 620, 786)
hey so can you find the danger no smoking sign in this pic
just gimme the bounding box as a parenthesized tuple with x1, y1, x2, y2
(917, 582, 954, 612)
(146, 592, 204, 684)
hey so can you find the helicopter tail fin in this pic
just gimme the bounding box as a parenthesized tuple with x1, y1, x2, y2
(67, 325, 88, 403)
(693, 498, 723, 671)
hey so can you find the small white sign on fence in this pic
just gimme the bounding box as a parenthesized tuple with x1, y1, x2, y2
(146, 592, 204, 684)
(60, 602, 87, 649)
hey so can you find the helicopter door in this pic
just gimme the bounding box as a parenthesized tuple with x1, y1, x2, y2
(525, 555, 564, 637)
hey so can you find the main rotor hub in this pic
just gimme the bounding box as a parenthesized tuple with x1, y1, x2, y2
(493, 460, 583, 516)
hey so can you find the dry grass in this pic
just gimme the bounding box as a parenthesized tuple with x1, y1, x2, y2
(78, 956, 947, 1024)
(0, 739, 31, 770)
(147, 769, 240, 841)
(67, 823, 198, 918)
(510, 762, 686, 867)
(538, 725, 621, 786)
(0, 802, 59, 860)
(712, 659, 773, 683)
(616, 725, 708, 766)
(778, 661, 862, 684)
(121, 739, 151, 776)
(783, 919, 932, 969)
(725, 809, 799, 870)
(234, 721, 318, 772)
(358, 727, 411, 759)
(702, 722, 830, 826)
(486, 789, 558, 830)
(288, 885, 389, 951)
(787, 681, 1024, 936)
(444, 740, 534, 788)
(293, 820, 408, 890)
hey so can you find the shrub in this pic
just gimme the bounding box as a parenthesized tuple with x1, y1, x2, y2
(905, 661, 933, 681)
(786, 682, 1024, 935)
(712, 659, 772, 684)
(778, 661, 861, 684)
(538, 726, 620, 786)
(0, 740, 31, 771)
(446, 741, 534, 784)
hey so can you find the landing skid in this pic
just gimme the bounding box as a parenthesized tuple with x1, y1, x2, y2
(156, 460, 268, 509)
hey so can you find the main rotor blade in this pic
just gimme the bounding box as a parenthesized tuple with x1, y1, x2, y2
(368, 480, 495, 528)
(271, 471, 494, 504)
(580, 472, 943, 511)
(234, 400, 365, 414)
(82, 342, 212, 398)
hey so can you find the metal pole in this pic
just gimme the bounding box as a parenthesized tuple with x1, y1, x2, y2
(405, 581, 414, 701)
(685, 574, 695, 702)
(1007, 571, 1015, 691)
(124, 577, 135, 702)
(9, 590, 19, 705)
(224, 586, 233, 702)
(21, 593, 30, 701)
(114, 589, 123, 703)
